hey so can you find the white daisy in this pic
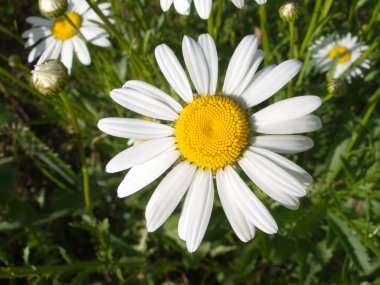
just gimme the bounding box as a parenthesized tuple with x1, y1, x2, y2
(98, 34, 322, 252)
(310, 33, 370, 82)
(160, 0, 267, 20)
(22, 0, 112, 72)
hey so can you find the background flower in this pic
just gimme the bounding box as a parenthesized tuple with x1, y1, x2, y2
(310, 33, 370, 82)
(161, 0, 267, 19)
(23, 0, 112, 72)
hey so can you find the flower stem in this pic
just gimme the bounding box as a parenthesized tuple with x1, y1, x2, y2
(84, 0, 130, 52)
(287, 21, 295, 98)
(207, 5, 215, 37)
(259, 5, 270, 64)
(214, 0, 224, 41)
(300, 0, 322, 55)
(59, 92, 91, 213)
(338, 41, 378, 80)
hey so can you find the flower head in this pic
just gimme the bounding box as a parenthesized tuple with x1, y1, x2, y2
(31, 59, 69, 95)
(279, 2, 301, 22)
(38, 0, 68, 18)
(327, 79, 347, 96)
(98, 34, 322, 252)
(310, 33, 370, 82)
(160, 0, 267, 20)
(23, 0, 112, 72)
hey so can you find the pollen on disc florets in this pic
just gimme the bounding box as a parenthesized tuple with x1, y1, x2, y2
(175, 95, 250, 171)
(329, 46, 351, 63)
(52, 11, 82, 41)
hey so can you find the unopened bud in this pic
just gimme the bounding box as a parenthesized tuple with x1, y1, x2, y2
(38, 0, 68, 18)
(8, 54, 21, 68)
(279, 2, 302, 22)
(31, 59, 69, 96)
(327, 79, 347, 96)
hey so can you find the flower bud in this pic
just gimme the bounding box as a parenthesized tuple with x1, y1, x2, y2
(327, 79, 347, 96)
(8, 54, 21, 68)
(279, 2, 302, 22)
(38, 0, 68, 18)
(31, 59, 69, 96)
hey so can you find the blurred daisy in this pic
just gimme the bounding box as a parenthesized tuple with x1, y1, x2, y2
(98, 34, 321, 252)
(160, 0, 267, 20)
(22, 0, 112, 72)
(310, 33, 370, 82)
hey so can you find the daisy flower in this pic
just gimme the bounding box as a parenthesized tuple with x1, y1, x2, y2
(310, 33, 370, 82)
(160, 0, 267, 20)
(22, 0, 112, 72)
(98, 34, 322, 252)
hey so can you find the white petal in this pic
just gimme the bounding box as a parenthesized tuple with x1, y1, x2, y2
(250, 146, 313, 185)
(198, 34, 218, 95)
(194, 0, 212, 20)
(241, 65, 276, 105)
(117, 149, 180, 198)
(110, 88, 179, 121)
(71, 0, 90, 14)
(24, 27, 51, 47)
(145, 161, 196, 231)
(216, 169, 255, 242)
(239, 154, 301, 210)
(243, 149, 307, 197)
(37, 39, 59, 63)
(251, 96, 322, 124)
(241, 60, 302, 107)
(173, 0, 191, 15)
(231, 50, 265, 98)
(251, 135, 314, 153)
(60, 40, 73, 72)
(97, 118, 174, 139)
(223, 35, 259, 95)
(26, 16, 52, 27)
(123, 80, 183, 113)
(224, 166, 278, 234)
(161, 0, 173, 11)
(80, 26, 109, 45)
(71, 37, 91, 65)
(253, 114, 322, 134)
(28, 36, 54, 63)
(183, 169, 214, 252)
(231, 0, 245, 8)
(155, 44, 193, 103)
(182, 36, 210, 95)
(106, 137, 176, 173)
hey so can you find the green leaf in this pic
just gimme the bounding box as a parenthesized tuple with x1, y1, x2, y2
(328, 212, 371, 273)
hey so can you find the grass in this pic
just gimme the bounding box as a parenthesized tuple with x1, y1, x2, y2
(0, 0, 380, 284)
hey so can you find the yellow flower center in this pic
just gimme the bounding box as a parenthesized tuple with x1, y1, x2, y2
(175, 95, 250, 170)
(52, 12, 82, 41)
(328, 46, 351, 63)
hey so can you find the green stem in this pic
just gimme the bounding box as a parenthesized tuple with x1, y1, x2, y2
(214, 0, 224, 41)
(295, 50, 312, 88)
(330, 191, 380, 258)
(59, 92, 91, 212)
(259, 5, 270, 64)
(322, 92, 334, 103)
(324, 88, 380, 185)
(207, 5, 215, 37)
(338, 41, 378, 80)
(287, 21, 295, 98)
(63, 13, 86, 41)
(300, 0, 322, 55)
(84, 0, 130, 52)
(0, 259, 143, 279)
(0, 23, 24, 45)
